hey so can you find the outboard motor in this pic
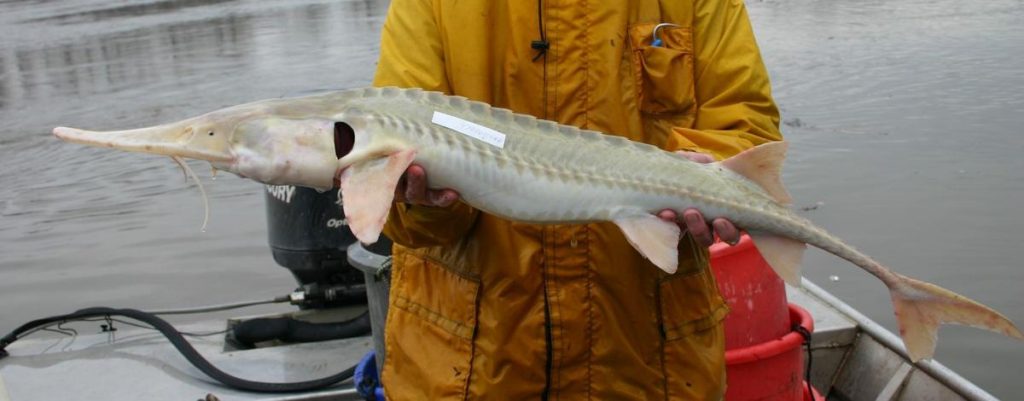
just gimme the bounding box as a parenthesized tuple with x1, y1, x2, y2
(264, 184, 371, 308)
(227, 185, 393, 349)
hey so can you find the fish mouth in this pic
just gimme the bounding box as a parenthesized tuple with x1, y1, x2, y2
(53, 126, 234, 163)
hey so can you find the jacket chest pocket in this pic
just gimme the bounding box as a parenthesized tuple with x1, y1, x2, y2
(629, 22, 697, 116)
(382, 251, 480, 400)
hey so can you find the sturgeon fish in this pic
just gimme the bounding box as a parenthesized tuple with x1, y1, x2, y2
(53, 86, 1022, 362)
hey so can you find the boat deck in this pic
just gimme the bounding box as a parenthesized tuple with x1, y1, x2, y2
(0, 280, 998, 400)
(0, 307, 371, 401)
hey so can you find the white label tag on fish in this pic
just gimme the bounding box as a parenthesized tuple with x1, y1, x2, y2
(432, 111, 506, 149)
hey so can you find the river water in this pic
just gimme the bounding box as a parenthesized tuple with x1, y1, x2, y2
(1, 0, 1021, 397)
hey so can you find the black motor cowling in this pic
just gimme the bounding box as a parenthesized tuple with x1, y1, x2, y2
(264, 184, 371, 308)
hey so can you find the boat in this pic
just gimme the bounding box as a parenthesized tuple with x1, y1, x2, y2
(788, 278, 996, 400)
(0, 254, 999, 400)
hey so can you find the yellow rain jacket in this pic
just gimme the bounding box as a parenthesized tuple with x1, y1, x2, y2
(373, 0, 781, 399)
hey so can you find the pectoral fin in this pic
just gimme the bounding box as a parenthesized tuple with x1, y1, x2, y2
(614, 214, 681, 273)
(748, 231, 807, 286)
(339, 149, 417, 244)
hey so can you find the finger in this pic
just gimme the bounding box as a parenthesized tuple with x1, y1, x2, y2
(428, 189, 459, 207)
(657, 209, 678, 223)
(712, 218, 740, 246)
(682, 208, 714, 247)
(404, 165, 427, 204)
(394, 172, 409, 203)
(691, 153, 715, 164)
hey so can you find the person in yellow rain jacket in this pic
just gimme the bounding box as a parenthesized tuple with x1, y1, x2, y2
(372, 0, 782, 399)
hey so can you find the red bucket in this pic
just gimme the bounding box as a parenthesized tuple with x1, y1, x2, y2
(724, 304, 814, 401)
(803, 381, 824, 400)
(710, 234, 790, 349)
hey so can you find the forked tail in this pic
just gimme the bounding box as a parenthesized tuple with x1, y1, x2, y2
(888, 272, 1024, 361)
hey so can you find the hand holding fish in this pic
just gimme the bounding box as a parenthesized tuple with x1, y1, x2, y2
(397, 149, 741, 247)
(658, 208, 740, 247)
(659, 151, 741, 247)
(395, 164, 460, 207)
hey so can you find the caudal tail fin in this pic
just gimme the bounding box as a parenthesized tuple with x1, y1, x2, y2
(888, 272, 1024, 362)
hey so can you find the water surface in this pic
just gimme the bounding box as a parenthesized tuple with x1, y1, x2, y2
(751, 0, 1024, 396)
(0, 0, 386, 345)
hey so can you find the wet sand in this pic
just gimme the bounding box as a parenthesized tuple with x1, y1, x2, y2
(1, 0, 1021, 396)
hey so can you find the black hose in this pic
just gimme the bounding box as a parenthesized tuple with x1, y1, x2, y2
(0, 307, 356, 393)
(232, 311, 371, 348)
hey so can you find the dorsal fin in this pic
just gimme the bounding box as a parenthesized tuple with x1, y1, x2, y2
(720, 141, 791, 205)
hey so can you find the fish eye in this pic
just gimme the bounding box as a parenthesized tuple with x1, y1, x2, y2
(334, 122, 355, 158)
(208, 132, 214, 136)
